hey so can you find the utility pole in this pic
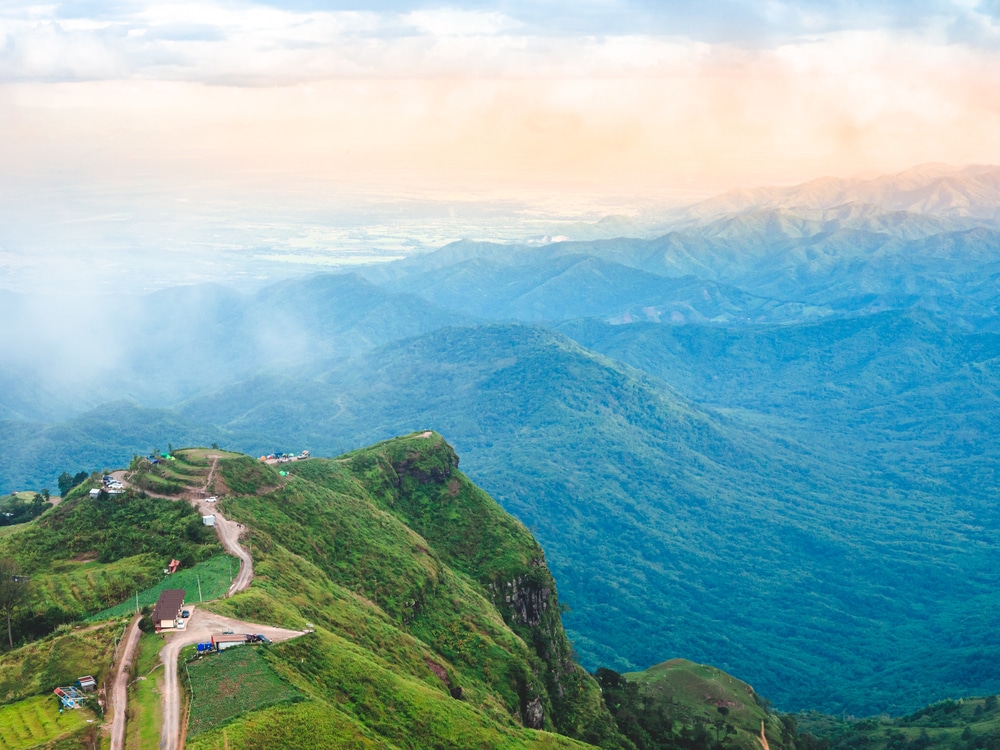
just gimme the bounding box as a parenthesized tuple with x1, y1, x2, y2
(135, 590, 139, 614)
(197, 574, 203, 603)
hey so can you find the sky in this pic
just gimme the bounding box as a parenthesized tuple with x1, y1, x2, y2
(1, 0, 999, 287)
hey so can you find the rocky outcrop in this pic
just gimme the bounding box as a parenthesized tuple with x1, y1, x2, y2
(495, 574, 551, 627)
(390, 444, 460, 486)
(524, 697, 544, 729)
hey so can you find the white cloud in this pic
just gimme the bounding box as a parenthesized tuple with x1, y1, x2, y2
(0, 1, 997, 86)
(402, 9, 521, 36)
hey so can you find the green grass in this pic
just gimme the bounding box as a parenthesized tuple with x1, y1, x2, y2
(0, 694, 93, 750)
(31, 553, 162, 617)
(88, 554, 239, 622)
(622, 659, 782, 750)
(204, 443, 624, 748)
(186, 700, 391, 750)
(186, 645, 301, 737)
(264, 631, 592, 750)
(125, 633, 163, 750)
(0, 620, 122, 704)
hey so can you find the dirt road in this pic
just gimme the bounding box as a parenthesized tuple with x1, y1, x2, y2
(113, 452, 278, 748)
(159, 609, 305, 750)
(115, 456, 254, 595)
(108, 614, 143, 750)
(193, 497, 253, 597)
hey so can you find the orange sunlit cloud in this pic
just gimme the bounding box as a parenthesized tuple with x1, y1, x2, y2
(1, 3, 1000, 200)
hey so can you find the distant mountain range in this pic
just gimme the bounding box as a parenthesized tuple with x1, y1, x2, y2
(4, 164, 1000, 715)
(681, 163, 1000, 222)
(538, 163, 1000, 241)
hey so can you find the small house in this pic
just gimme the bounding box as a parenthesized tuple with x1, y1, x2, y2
(152, 589, 186, 631)
(77, 676, 97, 693)
(202, 515, 215, 527)
(89, 488, 101, 498)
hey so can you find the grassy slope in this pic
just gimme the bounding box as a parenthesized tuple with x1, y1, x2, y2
(624, 659, 783, 750)
(199, 436, 623, 749)
(0, 619, 121, 704)
(125, 633, 164, 750)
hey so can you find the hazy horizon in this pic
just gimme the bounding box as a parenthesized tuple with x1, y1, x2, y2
(3, 1, 1000, 290)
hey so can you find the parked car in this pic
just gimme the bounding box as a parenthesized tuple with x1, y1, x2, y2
(181, 610, 190, 618)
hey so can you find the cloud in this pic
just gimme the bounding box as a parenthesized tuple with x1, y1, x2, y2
(0, 1, 998, 213)
(1, 1, 999, 86)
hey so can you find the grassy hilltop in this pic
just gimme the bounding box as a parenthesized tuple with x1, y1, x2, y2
(199, 431, 624, 749)
(0, 435, 628, 749)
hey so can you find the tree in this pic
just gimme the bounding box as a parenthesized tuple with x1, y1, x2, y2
(0, 558, 28, 649)
(57, 472, 74, 496)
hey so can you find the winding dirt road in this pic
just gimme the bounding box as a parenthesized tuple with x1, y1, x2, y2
(112, 453, 291, 749)
(192, 499, 253, 596)
(157, 455, 294, 750)
(107, 614, 143, 750)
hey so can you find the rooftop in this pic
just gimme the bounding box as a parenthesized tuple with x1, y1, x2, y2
(152, 588, 186, 623)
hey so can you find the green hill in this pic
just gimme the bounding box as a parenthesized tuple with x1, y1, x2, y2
(596, 659, 790, 750)
(0, 435, 629, 748)
(199, 433, 624, 748)
(798, 695, 1000, 749)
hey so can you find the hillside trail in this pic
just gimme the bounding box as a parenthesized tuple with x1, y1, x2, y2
(107, 614, 143, 750)
(113, 454, 268, 748)
(158, 609, 305, 750)
(757, 721, 771, 750)
(200, 456, 219, 493)
(113, 456, 254, 594)
(193, 455, 254, 596)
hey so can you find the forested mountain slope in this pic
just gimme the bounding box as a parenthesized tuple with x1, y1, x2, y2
(5, 167, 1000, 718)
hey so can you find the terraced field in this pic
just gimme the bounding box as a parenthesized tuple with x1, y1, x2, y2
(0, 694, 92, 750)
(31, 553, 162, 615)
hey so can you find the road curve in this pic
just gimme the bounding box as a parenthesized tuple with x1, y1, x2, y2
(159, 610, 305, 750)
(108, 614, 143, 750)
(194, 499, 253, 597)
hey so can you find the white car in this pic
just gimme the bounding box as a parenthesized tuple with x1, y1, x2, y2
(205, 496, 218, 503)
